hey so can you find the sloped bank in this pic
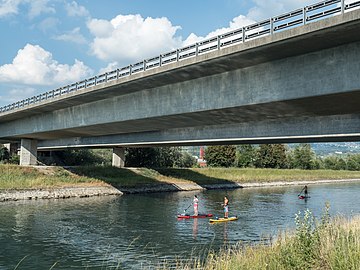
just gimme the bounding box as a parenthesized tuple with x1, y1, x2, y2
(1, 165, 360, 201)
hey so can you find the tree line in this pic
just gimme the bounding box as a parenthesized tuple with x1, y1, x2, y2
(1, 143, 360, 170)
(205, 144, 360, 170)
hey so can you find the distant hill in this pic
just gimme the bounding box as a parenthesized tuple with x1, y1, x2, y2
(310, 142, 360, 156)
(183, 143, 360, 158)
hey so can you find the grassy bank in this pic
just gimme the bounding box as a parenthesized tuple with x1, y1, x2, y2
(166, 209, 360, 270)
(1, 165, 360, 190)
(157, 167, 360, 185)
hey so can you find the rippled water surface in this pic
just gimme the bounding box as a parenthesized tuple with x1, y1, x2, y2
(1, 182, 360, 269)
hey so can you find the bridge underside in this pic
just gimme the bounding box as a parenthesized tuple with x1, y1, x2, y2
(36, 113, 360, 150)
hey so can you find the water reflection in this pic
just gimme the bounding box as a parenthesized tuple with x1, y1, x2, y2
(0, 182, 359, 269)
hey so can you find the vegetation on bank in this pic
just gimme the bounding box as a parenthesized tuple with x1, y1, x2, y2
(164, 207, 360, 270)
(206, 144, 360, 171)
(1, 164, 360, 190)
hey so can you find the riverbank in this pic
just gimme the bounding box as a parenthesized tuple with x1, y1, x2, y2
(170, 211, 360, 270)
(1, 165, 360, 201)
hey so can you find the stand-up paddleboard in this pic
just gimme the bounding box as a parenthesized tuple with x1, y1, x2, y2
(177, 213, 213, 219)
(209, 216, 238, 223)
(298, 195, 310, 199)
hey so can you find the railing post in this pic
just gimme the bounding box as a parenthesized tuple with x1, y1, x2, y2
(159, 55, 162, 67)
(129, 65, 132, 75)
(242, 27, 246, 42)
(116, 69, 119, 79)
(143, 60, 146, 71)
(303, 7, 307, 25)
(176, 49, 179, 61)
(217, 35, 221, 49)
(270, 18, 274, 34)
(195, 43, 199, 56)
(341, 0, 345, 14)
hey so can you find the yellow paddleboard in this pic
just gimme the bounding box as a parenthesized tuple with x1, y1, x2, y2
(209, 216, 238, 223)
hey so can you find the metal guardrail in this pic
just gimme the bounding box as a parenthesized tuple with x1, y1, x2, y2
(1, 0, 359, 114)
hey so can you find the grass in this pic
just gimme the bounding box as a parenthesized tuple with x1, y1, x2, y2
(158, 167, 360, 185)
(0, 164, 103, 189)
(164, 206, 360, 270)
(1, 165, 360, 190)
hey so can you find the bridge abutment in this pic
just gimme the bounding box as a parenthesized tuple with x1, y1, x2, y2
(112, 147, 125, 168)
(20, 139, 38, 166)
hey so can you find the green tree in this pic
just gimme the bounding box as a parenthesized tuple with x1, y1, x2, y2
(174, 152, 196, 168)
(290, 144, 316, 170)
(0, 145, 10, 163)
(125, 147, 191, 168)
(236, 144, 256, 167)
(48, 149, 107, 166)
(346, 154, 360, 171)
(323, 155, 347, 170)
(255, 144, 288, 169)
(204, 145, 236, 167)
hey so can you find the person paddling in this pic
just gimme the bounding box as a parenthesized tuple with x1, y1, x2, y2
(193, 195, 199, 216)
(298, 185, 309, 198)
(304, 185, 308, 197)
(223, 196, 229, 218)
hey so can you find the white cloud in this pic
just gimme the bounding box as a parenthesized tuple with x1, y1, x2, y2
(87, 14, 182, 65)
(0, 44, 93, 85)
(183, 15, 256, 45)
(99, 62, 119, 74)
(54, 27, 87, 44)
(65, 1, 89, 17)
(0, 0, 21, 17)
(0, 0, 54, 19)
(28, 0, 55, 19)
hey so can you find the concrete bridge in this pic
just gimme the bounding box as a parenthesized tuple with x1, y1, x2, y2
(1, 0, 360, 166)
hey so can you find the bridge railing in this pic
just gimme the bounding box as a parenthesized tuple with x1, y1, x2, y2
(1, 0, 359, 114)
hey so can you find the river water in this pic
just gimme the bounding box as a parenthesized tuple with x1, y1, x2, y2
(1, 182, 360, 269)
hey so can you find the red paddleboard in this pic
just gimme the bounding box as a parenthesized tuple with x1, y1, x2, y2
(298, 195, 310, 199)
(177, 214, 213, 219)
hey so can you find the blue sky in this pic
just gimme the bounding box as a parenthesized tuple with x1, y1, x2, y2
(0, 0, 343, 107)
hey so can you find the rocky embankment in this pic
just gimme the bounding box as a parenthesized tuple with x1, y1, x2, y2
(0, 186, 122, 202)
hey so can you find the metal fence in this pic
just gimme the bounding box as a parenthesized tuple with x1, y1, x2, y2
(1, 0, 359, 114)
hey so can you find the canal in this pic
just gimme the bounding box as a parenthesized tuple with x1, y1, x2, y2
(1, 181, 360, 269)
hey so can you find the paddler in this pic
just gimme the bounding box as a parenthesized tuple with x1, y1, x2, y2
(193, 195, 199, 216)
(223, 196, 229, 218)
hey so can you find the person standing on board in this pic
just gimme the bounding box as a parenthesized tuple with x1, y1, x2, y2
(223, 196, 229, 218)
(304, 185, 308, 197)
(193, 195, 199, 216)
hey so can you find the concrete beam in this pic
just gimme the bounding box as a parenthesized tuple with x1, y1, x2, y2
(37, 113, 360, 149)
(20, 139, 38, 166)
(112, 147, 125, 168)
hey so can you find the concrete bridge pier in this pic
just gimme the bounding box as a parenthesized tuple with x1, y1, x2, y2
(20, 139, 38, 166)
(112, 147, 125, 168)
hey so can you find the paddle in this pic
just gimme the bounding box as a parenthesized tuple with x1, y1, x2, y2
(183, 203, 192, 213)
(298, 186, 305, 197)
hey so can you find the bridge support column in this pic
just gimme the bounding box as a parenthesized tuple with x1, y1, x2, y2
(112, 147, 125, 168)
(20, 139, 38, 166)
